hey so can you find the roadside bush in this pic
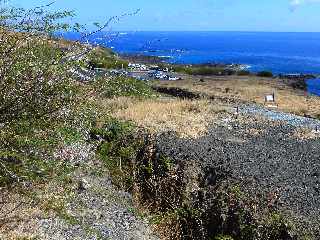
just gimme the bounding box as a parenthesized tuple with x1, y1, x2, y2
(0, 2, 85, 186)
(93, 76, 155, 98)
(92, 119, 142, 189)
(173, 65, 234, 76)
(257, 71, 273, 77)
(0, 0, 86, 125)
(237, 70, 251, 76)
(88, 47, 128, 69)
(188, 67, 226, 75)
(0, 38, 75, 124)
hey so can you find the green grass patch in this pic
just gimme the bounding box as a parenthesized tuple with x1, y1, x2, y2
(172, 65, 233, 76)
(0, 149, 75, 187)
(88, 47, 128, 70)
(214, 235, 234, 240)
(94, 76, 155, 98)
(58, 126, 84, 145)
(93, 119, 141, 189)
(236, 70, 251, 76)
(257, 71, 274, 77)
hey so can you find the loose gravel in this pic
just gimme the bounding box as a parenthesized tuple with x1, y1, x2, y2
(155, 108, 320, 235)
(240, 104, 320, 129)
(37, 173, 158, 240)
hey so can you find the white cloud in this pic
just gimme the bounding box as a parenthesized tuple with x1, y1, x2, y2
(289, 0, 320, 11)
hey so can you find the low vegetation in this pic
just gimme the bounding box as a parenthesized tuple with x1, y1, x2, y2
(236, 70, 251, 76)
(112, 98, 228, 138)
(93, 76, 155, 98)
(257, 71, 274, 77)
(172, 65, 234, 76)
(0, 2, 79, 187)
(154, 75, 320, 118)
(0, 2, 153, 238)
(88, 47, 129, 70)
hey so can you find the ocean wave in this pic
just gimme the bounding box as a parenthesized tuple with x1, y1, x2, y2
(158, 55, 173, 58)
(242, 64, 251, 69)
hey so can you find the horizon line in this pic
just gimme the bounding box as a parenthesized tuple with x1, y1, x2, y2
(72, 30, 320, 34)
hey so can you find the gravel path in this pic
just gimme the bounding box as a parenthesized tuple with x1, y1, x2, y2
(239, 103, 320, 129)
(37, 173, 158, 240)
(36, 143, 159, 240)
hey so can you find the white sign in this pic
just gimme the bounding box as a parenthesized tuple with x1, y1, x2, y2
(265, 94, 275, 102)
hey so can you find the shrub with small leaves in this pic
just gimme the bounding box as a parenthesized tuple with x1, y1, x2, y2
(257, 71, 273, 78)
(214, 235, 234, 240)
(88, 47, 128, 70)
(93, 76, 155, 98)
(0, 1, 85, 186)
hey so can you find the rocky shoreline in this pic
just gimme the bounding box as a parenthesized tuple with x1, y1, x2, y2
(120, 53, 319, 92)
(120, 53, 248, 71)
(120, 54, 170, 65)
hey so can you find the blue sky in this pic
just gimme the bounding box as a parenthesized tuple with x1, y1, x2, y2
(10, 0, 320, 32)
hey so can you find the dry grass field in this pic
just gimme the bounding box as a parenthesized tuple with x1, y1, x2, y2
(101, 97, 230, 138)
(154, 75, 320, 118)
(97, 74, 320, 139)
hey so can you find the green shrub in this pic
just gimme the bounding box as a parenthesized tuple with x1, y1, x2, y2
(0, 2, 83, 186)
(257, 71, 273, 77)
(0, 39, 75, 124)
(172, 65, 234, 76)
(214, 235, 234, 240)
(88, 47, 128, 70)
(173, 65, 226, 76)
(90, 119, 134, 141)
(237, 70, 251, 76)
(260, 212, 294, 240)
(94, 76, 155, 98)
(0, 2, 82, 126)
(93, 119, 140, 189)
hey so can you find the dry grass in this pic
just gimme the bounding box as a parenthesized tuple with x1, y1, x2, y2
(0, 189, 42, 240)
(292, 128, 320, 140)
(155, 75, 320, 118)
(245, 127, 267, 137)
(0, 180, 75, 240)
(103, 97, 230, 138)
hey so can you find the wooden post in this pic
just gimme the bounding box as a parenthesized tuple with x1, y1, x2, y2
(272, 91, 275, 102)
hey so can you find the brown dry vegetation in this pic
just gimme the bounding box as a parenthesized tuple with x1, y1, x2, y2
(292, 128, 320, 140)
(154, 75, 320, 117)
(0, 189, 42, 239)
(101, 97, 230, 138)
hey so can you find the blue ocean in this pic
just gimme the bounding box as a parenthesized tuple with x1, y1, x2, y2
(64, 31, 320, 94)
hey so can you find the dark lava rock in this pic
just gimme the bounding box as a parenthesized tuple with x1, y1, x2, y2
(154, 116, 320, 237)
